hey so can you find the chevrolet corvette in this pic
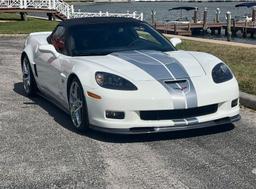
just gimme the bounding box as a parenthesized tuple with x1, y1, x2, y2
(21, 17, 240, 134)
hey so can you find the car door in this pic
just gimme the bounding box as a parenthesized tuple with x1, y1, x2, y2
(36, 26, 65, 100)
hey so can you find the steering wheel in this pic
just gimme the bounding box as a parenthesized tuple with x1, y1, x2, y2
(128, 38, 144, 47)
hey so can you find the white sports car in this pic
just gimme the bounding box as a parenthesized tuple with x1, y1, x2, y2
(21, 17, 240, 134)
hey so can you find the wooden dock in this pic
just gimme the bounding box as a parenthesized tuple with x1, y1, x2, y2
(228, 22, 256, 38)
(155, 22, 223, 36)
(155, 21, 256, 38)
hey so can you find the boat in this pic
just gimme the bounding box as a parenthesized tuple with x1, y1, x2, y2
(167, 6, 197, 24)
(234, 2, 256, 23)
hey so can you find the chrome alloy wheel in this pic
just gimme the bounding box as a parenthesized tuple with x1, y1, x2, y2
(22, 58, 31, 94)
(69, 81, 83, 128)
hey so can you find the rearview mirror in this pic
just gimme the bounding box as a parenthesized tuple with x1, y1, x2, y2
(170, 38, 182, 47)
(38, 44, 59, 58)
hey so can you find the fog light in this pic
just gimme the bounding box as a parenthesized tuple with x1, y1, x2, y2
(106, 111, 125, 119)
(231, 99, 238, 107)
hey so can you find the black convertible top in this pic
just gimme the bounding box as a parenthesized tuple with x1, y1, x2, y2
(48, 16, 174, 56)
(59, 17, 142, 28)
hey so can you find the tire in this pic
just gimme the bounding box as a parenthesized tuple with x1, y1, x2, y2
(22, 55, 37, 97)
(68, 77, 90, 132)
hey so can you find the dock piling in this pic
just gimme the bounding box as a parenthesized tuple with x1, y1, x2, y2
(20, 12, 27, 21)
(215, 8, 220, 23)
(232, 19, 236, 36)
(47, 13, 53, 21)
(226, 11, 232, 41)
(203, 7, 208, 34)
(218, 28, 221, 35)
(193, 7, 198, 23)
(252, 6, 256, 22)
(243, 20, 248, 38)
(151, 9, 156, 25)
(174, 24, 177, 35)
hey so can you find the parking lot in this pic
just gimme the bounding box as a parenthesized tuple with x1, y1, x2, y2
(1, 37, 256, 188)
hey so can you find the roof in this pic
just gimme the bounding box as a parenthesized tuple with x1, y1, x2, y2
(169, 6, 197, 11)
(235, 2, 256, 8)
(59, 17, 142, 28)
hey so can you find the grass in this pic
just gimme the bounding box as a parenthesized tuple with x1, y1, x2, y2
(0, 13, 58, 34)
(177, 40, 256, 95)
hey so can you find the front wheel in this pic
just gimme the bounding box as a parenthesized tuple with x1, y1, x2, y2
(68, 78, 89, 132)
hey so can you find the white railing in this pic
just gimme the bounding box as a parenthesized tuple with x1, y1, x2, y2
(72, 10, 144, 21)
(54, 0, 73, 18)
(0, 0, 144, 20)
(0, 0, 22, 8)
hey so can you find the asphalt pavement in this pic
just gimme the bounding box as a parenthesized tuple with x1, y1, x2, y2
(1, 37, 256, 189)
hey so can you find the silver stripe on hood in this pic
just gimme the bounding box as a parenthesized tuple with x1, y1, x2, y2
(112, 50, 198, 110)
(112, 51, 171, 80)
(141, 50, 198, 109)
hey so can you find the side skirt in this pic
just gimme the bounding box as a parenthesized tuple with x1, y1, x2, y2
(37, 91, 70, 115)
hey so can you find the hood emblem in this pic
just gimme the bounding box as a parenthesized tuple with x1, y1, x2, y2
(174, 86, 187, 91)
(164, 80, 190, 94)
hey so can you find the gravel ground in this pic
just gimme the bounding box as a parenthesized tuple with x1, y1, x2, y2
(0, 37, 256, 189)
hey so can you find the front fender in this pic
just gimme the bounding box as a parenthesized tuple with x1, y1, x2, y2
(70, 59, 119, 92)
(187, 51, 225, 74)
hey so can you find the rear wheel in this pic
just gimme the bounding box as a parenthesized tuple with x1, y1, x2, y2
(22, 56, 37, 97)
(68, 78, 89, 132)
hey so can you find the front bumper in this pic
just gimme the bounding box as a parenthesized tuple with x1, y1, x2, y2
(91, 114, 240, 134)
(86, 76, 240, 133)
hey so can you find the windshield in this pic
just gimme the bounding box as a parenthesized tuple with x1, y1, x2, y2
(67, 22, 175, 56)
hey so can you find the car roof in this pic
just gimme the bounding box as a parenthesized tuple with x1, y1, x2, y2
(59, 17, 143, 28)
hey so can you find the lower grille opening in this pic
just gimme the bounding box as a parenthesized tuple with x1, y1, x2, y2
(140, 104, 218, 121)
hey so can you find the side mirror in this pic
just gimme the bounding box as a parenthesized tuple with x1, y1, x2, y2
(38, 44, 59, 58)
(170, 38, 182, 47)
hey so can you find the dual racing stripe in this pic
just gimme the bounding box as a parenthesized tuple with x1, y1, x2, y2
(112, 50, 199, 125)
(140, 50, 198, 109)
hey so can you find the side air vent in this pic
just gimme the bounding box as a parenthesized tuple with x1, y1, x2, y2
(34, 64, 38, 77)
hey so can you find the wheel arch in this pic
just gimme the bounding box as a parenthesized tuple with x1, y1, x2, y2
(21, 52, 28, 67)
(21, 43, 35, 64)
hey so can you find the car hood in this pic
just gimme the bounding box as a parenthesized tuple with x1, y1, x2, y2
(76, 50, 206, 81)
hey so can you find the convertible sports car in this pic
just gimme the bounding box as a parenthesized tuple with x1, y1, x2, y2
(21, 17, 240, 134)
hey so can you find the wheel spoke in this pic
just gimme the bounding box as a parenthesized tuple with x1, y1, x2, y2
(71, 91, 77, 100)
(23, 69, 28, 75)
(74, 100, 82, 113)
(75, 111, 81, 125)
(74, 83, 78, 98)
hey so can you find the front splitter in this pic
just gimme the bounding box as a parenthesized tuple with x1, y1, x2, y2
(90, 114, 241, 135)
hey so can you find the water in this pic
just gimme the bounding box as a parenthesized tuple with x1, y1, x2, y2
(74, 2, 256, 44)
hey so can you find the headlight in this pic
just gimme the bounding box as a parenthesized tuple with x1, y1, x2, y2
(95, 72, 137, 90)
(212, 63, 233, 83)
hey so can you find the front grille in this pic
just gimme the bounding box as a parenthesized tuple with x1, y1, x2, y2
(140, 104, 218, 120)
